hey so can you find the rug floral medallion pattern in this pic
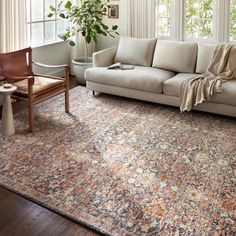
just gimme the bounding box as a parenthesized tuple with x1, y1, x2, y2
(0, 86, 235, 235)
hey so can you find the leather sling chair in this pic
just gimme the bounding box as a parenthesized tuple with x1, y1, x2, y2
(0, 47, 70, 132)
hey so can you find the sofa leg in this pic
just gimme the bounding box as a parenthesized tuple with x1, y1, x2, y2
(92, 91, 95, 96)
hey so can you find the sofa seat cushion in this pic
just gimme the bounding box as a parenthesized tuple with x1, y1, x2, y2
(211, 80, 236, 106)
(152, 40, 198, 73)
(164, 74, 236, 106)
(163, 73, 197, 97)
(114, 37, 157, 67)
(85, 66, 175, 93)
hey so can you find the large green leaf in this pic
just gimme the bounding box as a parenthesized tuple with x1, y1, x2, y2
(65, 1, 72, 9)
(49, 5, 56, 11)
(59, 13, 66, 18)
(69, 41, 76, 46)
(101, 23, 109, 30)
(112, 25, 118, 30)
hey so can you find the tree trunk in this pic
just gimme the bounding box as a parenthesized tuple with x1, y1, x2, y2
(84, 37, 88, 62)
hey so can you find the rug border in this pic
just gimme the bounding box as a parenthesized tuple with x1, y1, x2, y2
(0, 182, 113, 236)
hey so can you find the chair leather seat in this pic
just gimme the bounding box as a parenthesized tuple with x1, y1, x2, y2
(14, 76, 64, 95)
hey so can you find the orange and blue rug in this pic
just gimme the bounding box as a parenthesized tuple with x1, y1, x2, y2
(0, 86, 235, 235)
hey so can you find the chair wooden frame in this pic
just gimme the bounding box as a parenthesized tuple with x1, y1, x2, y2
(0, 47, 70, 132)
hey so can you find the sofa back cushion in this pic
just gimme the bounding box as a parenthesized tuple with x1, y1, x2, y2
(196, 43, 216, 74)
(152, 40, 198, 73)
(228, 45, 236, 79)
(114, 36, 157, 67)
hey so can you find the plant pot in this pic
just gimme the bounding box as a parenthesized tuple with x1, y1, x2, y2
(72, 57, 93, 84)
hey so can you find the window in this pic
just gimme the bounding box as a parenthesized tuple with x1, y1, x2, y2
(184, 0, 215, 41)
(156, 0, 172, 38)
(155, 0, 223, 43)
(230, 0, 236, 41)
(27, 0, 69, 46)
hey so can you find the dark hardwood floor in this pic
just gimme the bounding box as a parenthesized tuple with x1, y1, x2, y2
(0, 187, 101, 236)
(0, 78, 102, 236)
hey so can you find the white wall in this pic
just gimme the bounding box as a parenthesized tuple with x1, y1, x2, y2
(32, 42, 71, 76)
(96, 0, 127, 51)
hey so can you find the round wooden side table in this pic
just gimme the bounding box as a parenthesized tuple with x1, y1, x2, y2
(0, 85, 17, 136)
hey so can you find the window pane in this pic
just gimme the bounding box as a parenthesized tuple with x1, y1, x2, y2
(27, 0, 68, 46)
(45, 0, 56, 20)
(158, 18, 170, 36)
(230, 21, 236, 41)
(185, 0, 199, 19)
(200, 0, 213, 19)
(57, 20, 69, 38)
(158, 0, 171, 17)
(31, 22, 44, 45)
(199, 20, 213, 39)
(156, 0, 172, 37)
(31, 0, 44, 21)
(45, 21, 56, 42)
(185, 19, 198, 38)
(230, 0, 236, 41)
(184, 0, 214, 40)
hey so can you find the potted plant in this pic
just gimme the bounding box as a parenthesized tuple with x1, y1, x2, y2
(49, 0, 119, 83)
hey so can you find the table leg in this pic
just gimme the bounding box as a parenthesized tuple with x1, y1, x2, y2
(2, 94, 15, 136)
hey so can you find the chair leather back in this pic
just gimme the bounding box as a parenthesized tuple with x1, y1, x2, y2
(0, 48, 33, 78)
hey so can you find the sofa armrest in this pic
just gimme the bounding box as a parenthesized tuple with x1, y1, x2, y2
(93, 46, 118, 67)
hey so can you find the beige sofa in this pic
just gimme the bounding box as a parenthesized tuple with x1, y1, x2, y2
(85, 37, 236, 117)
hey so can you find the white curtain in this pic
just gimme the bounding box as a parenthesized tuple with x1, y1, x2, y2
(126, 0, 156, 38)
(0, 0, 27, 53)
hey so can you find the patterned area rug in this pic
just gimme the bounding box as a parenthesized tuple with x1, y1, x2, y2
(0, 86, 235, 235)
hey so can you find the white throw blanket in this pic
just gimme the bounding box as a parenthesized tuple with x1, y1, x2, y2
(180, 44, 236, 112)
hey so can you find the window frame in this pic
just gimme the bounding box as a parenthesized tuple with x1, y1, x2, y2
(155, 0, 234, 44)
(27, 0, 65, 47)
(155, 0, 175, 39)
(226, 0, 236, 42)
(183, 0, 217, 43)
